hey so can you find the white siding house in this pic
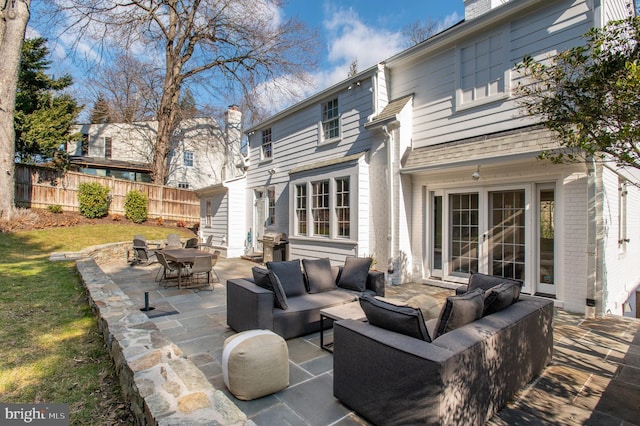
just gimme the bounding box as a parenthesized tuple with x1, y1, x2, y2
(243, 0, 639, 318)
(70, 107, 247, 257)
(69, 108, 243, 190)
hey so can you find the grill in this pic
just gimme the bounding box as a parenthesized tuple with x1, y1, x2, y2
(259, 232, 288, 263)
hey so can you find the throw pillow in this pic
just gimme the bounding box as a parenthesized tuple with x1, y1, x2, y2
(483, 282, 520, 316)
(359, 294, 431, 342)
(266, 260, 307, 298)
(252, 267, 288, 310)
(434, 288, 484, 338)
(302, 258, 336, 293)
(337, 257, 372, 292)
(467, 272, 522, 293)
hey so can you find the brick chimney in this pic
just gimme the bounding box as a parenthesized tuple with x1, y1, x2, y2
(464, 0, 511, 20)
(224, 105, 244, 178)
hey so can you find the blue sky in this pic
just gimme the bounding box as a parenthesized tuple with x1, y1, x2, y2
(284, 0, 463, 90)
(29, 1, 464, 116)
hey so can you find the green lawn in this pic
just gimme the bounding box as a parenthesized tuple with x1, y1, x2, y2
(0, 224, 193, 424)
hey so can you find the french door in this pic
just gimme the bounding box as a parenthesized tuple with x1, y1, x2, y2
(429, 185, 556, 292)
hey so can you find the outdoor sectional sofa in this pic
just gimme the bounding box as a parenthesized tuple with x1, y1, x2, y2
(226, 257, 385, 339)
(333, 277, 554, 425)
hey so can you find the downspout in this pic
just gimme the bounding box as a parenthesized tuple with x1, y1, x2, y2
(586, 157, 603, 318)
(382, 125, 395, 285)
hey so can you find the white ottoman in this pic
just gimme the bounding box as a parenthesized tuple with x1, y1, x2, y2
(222, 329, 289, 400)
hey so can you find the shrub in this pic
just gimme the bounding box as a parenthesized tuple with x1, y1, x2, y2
(124, 190, 148, 224)
(156, 217, 164, 226)
(176, 220, 186, 228)
(77, 182, 110, 218)
(47, 204, 63, 213)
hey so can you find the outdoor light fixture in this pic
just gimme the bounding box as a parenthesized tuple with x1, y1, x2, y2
(268, 168, 276, 175)
(472, 165, 481, 181)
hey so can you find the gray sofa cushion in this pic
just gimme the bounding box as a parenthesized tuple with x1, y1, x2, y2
(338, 257, 372, 291)
(267, 260, 307, 297)
(435, 288, 484, 338)
(252, 267, 288, 310)
(303, 258, 337, 293)
(484, 282, 520, 315)
(359, 294, 431, 342)
(468, 272, 522, 293)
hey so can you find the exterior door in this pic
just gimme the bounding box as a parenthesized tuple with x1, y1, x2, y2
(430, 192, 443, 278)
(449, 193, 479, 277)
(488, 190, 526, 281)
(537, 185, 556, 295)
(434, 185, 555, 292)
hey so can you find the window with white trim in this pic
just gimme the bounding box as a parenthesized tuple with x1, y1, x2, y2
(178, 182, 190, 189)
(261, 128, 272, 160)
(336, 178, 350, 238)
(183, 151, 194, 167)
(321, 98, 340, 141)
(312, 180, 330, 236)
(268, 188, 276, 225)
(458, 31, 508, 108)
(294, 176, 351, 239)
(295, 184, 307, 235)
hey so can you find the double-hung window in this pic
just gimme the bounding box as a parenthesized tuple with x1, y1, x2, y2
(104, 137, 112, 158)
(261, 128, 272, 160)
(321, 98, 340, 142)
(184, 150, 194, 167)
(336, 178, 350, 237)
(457, 31, 509, 109)
(295, 184, 308, 235)
(268, 188, 276, 226)
(312, 180, 330, 236)
(294, 176, 351, 239)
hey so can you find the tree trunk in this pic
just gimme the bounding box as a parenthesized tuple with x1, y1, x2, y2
(0, 0, 30, 219)
(151, 57, 183, 185)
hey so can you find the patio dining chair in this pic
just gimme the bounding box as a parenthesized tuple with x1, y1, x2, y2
(185, 255, 214, 291)
(210, 250, 221, 283)
(198, 235, 213, 251)
(166, 233, 182, 249)
(130, 238, 157, 265)
(184, 237, 199, 248)
(155, 251, 183, 287)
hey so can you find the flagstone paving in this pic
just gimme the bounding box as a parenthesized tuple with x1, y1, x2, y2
(100, 257, 640, 425)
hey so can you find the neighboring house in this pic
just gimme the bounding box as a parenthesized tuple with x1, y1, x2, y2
(244, 0, 640, 318)
(69, 109, 240, 190)
(69, 107, 247, 257)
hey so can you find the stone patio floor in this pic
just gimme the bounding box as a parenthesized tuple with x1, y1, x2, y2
(100, 256, 640, 425)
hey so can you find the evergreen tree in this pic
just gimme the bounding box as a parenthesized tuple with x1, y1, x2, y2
(90, 94, 112, 123)
(14, 37, 81, 166)
(178, 89, 198, 120)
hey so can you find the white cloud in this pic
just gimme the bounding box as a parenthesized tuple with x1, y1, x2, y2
(314, 5, 404, 90)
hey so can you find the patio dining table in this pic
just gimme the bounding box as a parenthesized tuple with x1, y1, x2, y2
(161, 248, 214, 288)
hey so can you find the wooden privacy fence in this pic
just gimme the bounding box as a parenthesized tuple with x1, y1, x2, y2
(14, 164, 200, 224)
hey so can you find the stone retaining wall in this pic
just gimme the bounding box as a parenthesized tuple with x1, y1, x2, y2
(74, 250, 247, 425)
